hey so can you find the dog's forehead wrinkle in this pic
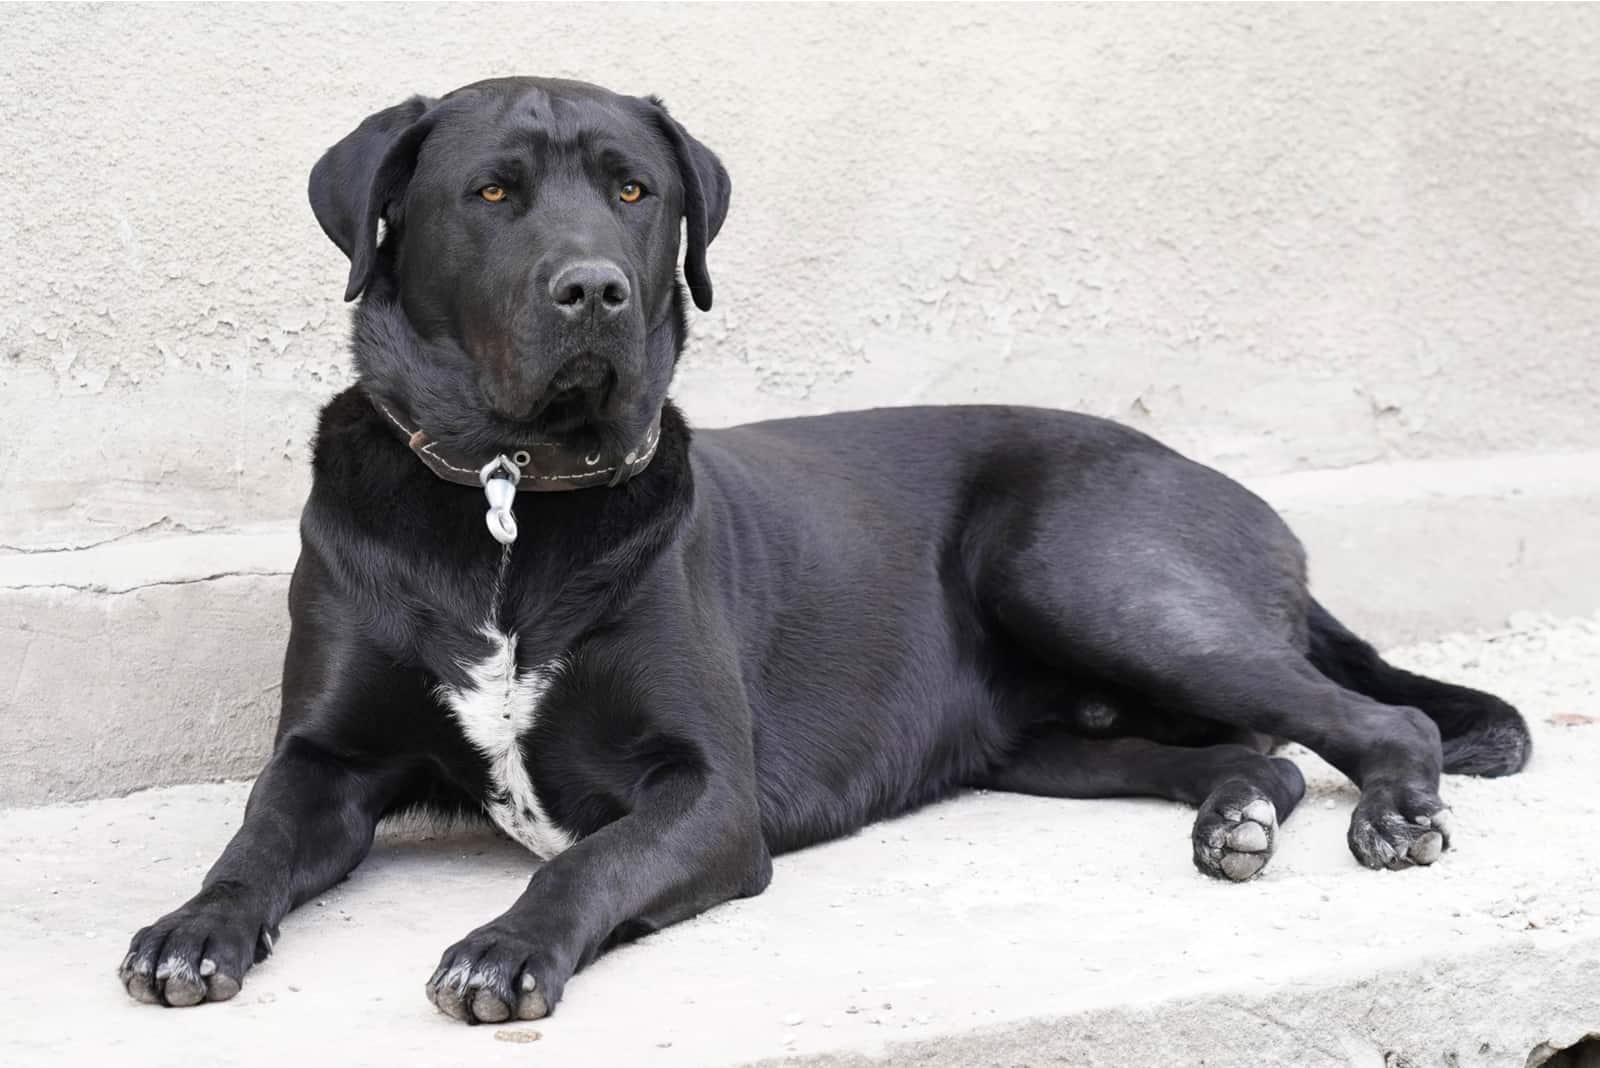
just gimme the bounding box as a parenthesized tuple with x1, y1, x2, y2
(498, 117, 663, 170)
(514, 84, 552, 119)
(424, 85, 666, 192)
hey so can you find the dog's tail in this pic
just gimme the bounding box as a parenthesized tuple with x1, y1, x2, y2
(1305, 598, 1531, 777)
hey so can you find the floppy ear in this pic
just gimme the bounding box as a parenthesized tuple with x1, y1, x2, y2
(308, 95, 435, 302)
(650, 98, 730, 312)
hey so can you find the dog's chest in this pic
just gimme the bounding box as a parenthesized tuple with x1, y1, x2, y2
(437, 626, 575, 859)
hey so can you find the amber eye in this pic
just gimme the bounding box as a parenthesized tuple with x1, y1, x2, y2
(480, 185, 507, 203)
(619, 181, 644, 204)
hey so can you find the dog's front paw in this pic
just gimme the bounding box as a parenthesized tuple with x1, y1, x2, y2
(119, 897, 272, 1007)
(426, 925, 570, 1025)
(1348, 783, 1453, 870)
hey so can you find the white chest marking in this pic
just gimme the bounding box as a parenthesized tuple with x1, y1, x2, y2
(438, 627, 575, 860)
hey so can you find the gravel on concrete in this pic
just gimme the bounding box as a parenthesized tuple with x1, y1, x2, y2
(3, 615, 1597, 1067)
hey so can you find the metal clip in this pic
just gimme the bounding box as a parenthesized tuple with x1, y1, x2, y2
(479, 454, 521, 545)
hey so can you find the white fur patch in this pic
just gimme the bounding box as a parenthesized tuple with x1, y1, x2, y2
(437, 627, 575, 859)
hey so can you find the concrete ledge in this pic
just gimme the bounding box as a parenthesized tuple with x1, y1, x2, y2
(2, 450, 1598, 807)
(0, 525, 296, 807)
(4, 618, 1597, 1066)
(1246, 451, 1600, 644)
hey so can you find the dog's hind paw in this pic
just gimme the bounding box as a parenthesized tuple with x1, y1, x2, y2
(1192, 779, 1279, 882)
(1348, 785, 1452, 870)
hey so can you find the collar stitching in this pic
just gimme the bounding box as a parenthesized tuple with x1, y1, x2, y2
(369, 395, 660, 489)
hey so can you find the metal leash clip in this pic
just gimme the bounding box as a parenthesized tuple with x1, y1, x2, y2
(479, 454, 521, 545)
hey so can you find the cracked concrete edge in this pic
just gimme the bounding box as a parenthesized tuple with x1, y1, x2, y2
(750, 936, 1600, 1068)
(2, 450, 1599, 807)
(0, 521, 297, 593)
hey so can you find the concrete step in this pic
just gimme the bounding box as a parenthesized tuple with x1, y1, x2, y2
(1, 525, 297, 807)
(3, 451, 1599, 807)
(4, 618, 1598, 1066)
(1241, 450, 1600, 643)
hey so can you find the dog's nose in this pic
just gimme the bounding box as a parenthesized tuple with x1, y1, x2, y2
(549, 261, 631, 319)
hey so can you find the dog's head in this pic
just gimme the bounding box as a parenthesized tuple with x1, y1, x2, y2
(309, 77, 727, 453)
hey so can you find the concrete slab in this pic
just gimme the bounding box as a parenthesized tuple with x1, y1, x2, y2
(1247, 451, 1600, 646)
(4, 450, 1599, 808)
(4, 616, 1598, 1066)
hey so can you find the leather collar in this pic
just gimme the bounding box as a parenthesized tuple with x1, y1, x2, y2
(367, 391, 662, 493)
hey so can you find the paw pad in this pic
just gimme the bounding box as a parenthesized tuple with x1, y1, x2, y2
(1193, 786, 1279, 882)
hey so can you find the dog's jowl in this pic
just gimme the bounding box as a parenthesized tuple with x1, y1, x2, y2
(120, 77, 1532, 1021)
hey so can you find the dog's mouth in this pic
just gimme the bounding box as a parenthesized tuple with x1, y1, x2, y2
(523, 353, 619, 435)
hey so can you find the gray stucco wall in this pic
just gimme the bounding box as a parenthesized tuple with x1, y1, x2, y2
(3, 4, 1599, 807)
(4, 3, 1599, 551)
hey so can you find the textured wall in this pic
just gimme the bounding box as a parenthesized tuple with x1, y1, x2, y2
(3, 2, 1598, 553)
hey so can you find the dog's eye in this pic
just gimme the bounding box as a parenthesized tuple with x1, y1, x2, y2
(479, 185, 507, 203)
(619, 181, 645, 204)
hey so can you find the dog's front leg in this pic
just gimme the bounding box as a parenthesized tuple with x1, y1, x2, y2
(426, 769, 771, 1023)
(120, 735, 400, 1006)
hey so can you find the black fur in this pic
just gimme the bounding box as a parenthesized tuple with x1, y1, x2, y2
(120, 76, 1532, 1021)
(1305, 598, 1531, 777)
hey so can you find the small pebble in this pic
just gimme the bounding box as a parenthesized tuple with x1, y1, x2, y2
(494, 1029, 541, 1044)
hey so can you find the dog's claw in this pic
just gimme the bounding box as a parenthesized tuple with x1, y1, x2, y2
(471, 987, 511, 1023)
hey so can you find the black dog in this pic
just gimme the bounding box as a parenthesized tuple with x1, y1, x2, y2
(120, 77, 1531, 1022)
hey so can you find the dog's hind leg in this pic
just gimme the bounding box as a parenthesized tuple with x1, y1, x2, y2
(998, 599, 1451, 870)
(981, 457, 1454, 871)
(979, 731, 1305, 881)
(1306, 597, 1531, 777)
